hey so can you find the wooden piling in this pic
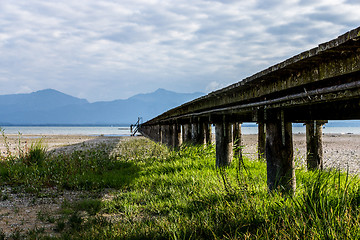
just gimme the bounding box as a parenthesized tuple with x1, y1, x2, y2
(266, 112, 295, 193)
(191, 122, 199, 144)
(158, 124, 162, 143)
(306, 120, 324, 170)
(161, 125, 167, 145)
(191, 121, 205, 145)
(168, 124, 174, 147)
(204, 123, 212, 145)
(258, 122, 266, 160)
(215, 121, 233, 167)
(182, 123, 192, 144)
(233, 122, 242, 159)
(173, 123, 182, 148)
(161, 124, 173, 147)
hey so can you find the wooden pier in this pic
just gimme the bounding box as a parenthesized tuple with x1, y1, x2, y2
(139, 26, 360, 193)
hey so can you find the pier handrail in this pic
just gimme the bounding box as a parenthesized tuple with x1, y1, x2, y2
(130, 117, 142, 136)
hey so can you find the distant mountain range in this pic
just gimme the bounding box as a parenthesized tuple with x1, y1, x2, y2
(0, 88, 359, 127)
(0, 88, 204, 125)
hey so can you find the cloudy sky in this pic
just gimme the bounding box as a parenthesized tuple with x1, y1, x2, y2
(0, 0, 359, 102)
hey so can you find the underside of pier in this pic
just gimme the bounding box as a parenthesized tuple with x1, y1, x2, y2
(139, 26, 360, 193)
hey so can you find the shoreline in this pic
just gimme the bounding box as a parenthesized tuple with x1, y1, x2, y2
(1, 133, 360, 174)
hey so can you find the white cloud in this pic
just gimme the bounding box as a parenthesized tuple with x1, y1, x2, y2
(0, 0, 359, 101)
(206, 81, 225, 92)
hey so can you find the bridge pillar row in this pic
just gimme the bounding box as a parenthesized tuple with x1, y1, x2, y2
(266, 110, 295, 193)
(306, 120, 326, 170)
(215, 118, 233, 167)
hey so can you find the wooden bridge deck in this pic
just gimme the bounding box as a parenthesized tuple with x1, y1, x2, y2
(139, 26, 360, 193)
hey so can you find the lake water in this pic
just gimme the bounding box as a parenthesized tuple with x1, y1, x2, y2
(0, 126, 132, 136)
(1, 125, 360, 136)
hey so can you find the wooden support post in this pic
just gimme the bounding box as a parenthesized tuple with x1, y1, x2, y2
(181, 125, 185, 143)
(168, 124, 174, 147)
(198, 122, 205, 145)
(153, 126, 158, 141)
(215, 120, 233, 167)
(173, 124, 182, 148)
(306, 120, 324, 170)
(161, 124, 173, 147)
(183, 123, 192, 144)
(233, 122, 242, 159)
(266, 111, 295, 193)
(191, 122, 199, 144)
(204, 123, 212, 145)
(191, 121, 205, 145)
(146, 126, 152, 140)
(161, 125, 167, 145)
(158, 124, 162, 143)
(258, 122, 266, 160)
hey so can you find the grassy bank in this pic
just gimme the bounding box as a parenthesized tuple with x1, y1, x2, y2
(1, 135, 360, 239)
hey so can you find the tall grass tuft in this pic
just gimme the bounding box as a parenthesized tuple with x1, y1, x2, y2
(20, 139, 48, 166)
(270, 170, 360, 239)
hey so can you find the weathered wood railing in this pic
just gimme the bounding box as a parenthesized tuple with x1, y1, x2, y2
(139, 26, 360, 193)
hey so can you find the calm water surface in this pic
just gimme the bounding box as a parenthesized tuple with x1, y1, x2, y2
(1, 126, 132, 136)
(1, 125, 360, 136)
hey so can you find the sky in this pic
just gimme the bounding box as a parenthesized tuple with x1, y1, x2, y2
(0, 0, 359, 102)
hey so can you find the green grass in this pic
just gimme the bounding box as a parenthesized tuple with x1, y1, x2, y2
(1, 134, 360, 239)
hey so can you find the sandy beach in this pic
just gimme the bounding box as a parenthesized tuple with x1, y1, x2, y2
(241, 133, 360, 174)
(1, 133, 360, 173)
(0, 134, 122, 156)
